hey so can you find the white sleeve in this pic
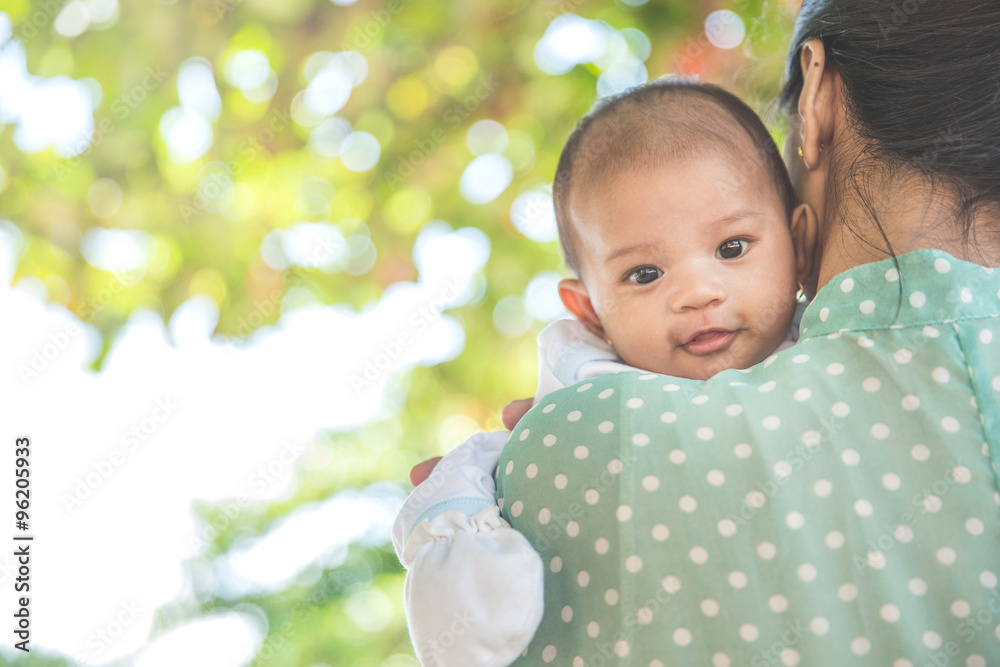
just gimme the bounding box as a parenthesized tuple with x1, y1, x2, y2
(392, 431, 544, 666)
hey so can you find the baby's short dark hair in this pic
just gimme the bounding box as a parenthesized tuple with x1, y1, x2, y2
(553, 78, 797, 275)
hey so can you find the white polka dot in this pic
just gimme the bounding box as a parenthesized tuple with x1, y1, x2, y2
(614, 640, 629, 657)
(692, 394, 709, 405)
(923, 325, 941, 338)
(577, 571, 590, 587)
(882, 473, 901, 490)
(632, 433, 649, 446)
(542, 403, 556, 413)
(661, 411, 677, 424)
(810, 617, 830, 635)
(598, 388, 614, 399)
(909, 577, 928, 595)
(594, 537, 609, 554)
(616, 505, 632, 522)
(894, 348, 913, 364)
(574, 445, 589, 459)
(910, 291, 926, 307)
(717, 519, 737, 537)
(911, 444, 930, 461)
(937, 547, 957, 565)
(794, 388, 811, 401)
(895, 525, 914, 543)
(623, 397, 643, 409)
(538, 507, 551, 524)
(561, 605, 573, 622)
(626, 555, 643, 573)
(966, 518, 985, 535)
(604, 588, 618, 605)
(832, 401, 850, 417)
(729, 571, 748, 588)
(932, 367, 950, 383)
(922, 495, 942, 512)
(862, 377, 880, 392)
(981, 330, 993, 344)
(663, 383, 680, 392)
(554, 474, 568, 489)
(576, 383, 593, 392)
(669, 449, 686, 464)
(968, 656, 987, 667)
(739, 624, 759, 642)
(819, 307, 829, 322)
(885, 267, 900, 281)
(792, 353, 810, 363)
(567, 410, 582, 422)
(707, 470, 726, 486)
(696, 427, 714, 441)
(505, 460, 514, 475)
(519, 429, 530, 441)
(679, 495, 697, 512)
(690, 547, 708, 564)
(769, 594, 788, 613)
(566, 521, 579, 537)
(952, 600, 971, 618)
(585, 489, 600, 505)
(841, 277, 855, 292)
(510, 500, 523, 517)
(701, 598, 719, 617)
(763, 416, 781, 430)
(542, 644, 556, 662)
(942, 416, 960, 433)
(587, 620, 599, 637)
(923, 631, 942, 649)
(814, 479, 833, 497)
(780, 648, 800, 666)
(961, 287, 973, 303)
(636, 607, 653, 625)
(757, 541, 776, 560)
(774, 461, 792, 479)
(786, 512, 805, 529)
(881, 604, 900, 622)
(550, 555, 562, 572)
(543, 434, 557, 446)
(652, 524, 670, 541)
(759, 380, 777, 393)
(598, 420, 614, 434)
(642, 475, 660, 491)
(858, 335, 875, 348)
(825, 531, 845, 549)
(712, 654, 730, 667)
(902, 395, 920, 411)
(994, 376, 1000, 392)
(826, 362, 845, 376)
(662, 575, 682, 593)
(953, 466, 972, 483)
(838, 583, 858, 601)
(673, 628, 691, 647)
(798, 563, 817, 582)
(726, 404, 744, 416)
(855, 499, 874, 517)
(638, 373, 656, 380)
(935, 257, 952, 273)
(867, 551, 887, 569)
(859, 300, 875, 314)
(526, 463, 538, 478)
(851, 637, 871, 656)
(746, 490, 766, 508)
(841, 449, 861, 466)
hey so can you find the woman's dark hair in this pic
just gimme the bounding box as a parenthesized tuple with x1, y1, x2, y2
(778, 0, 1000, 257)
(554, 78, 796, 275)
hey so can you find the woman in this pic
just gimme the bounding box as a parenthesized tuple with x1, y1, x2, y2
(401, 1, 1000, 664)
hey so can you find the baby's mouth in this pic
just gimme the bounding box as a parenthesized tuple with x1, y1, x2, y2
(683, 329, 737, 356)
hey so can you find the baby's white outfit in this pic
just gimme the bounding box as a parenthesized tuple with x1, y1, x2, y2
(391, 307, 803, 666)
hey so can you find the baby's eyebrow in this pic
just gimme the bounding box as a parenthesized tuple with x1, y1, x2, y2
(605, 241, 660, 265)
(711, 209, 761, 226)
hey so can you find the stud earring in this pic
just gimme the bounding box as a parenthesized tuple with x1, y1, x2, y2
(797, 146, 803, 157)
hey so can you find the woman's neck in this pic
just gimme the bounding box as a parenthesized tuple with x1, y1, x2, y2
(815, 174, 1000, 291)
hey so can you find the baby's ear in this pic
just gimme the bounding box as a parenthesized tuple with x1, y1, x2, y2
(790, 203, 820, 300)
(558, 279, 607, 339)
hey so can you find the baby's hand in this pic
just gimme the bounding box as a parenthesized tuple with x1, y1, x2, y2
(502, 397, 533, 430)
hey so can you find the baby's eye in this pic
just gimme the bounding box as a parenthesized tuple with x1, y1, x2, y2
(627, 266, 662, 285)
(716, 239, 749, 260)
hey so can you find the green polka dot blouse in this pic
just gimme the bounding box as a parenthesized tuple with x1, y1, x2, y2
(497, 250, 1000, 666)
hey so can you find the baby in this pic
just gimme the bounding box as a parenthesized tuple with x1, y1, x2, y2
(392, 78, 817, 667)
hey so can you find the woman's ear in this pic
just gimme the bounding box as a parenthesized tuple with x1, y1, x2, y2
(558, 278, 607, 340)
(797, 38, 840, 170)
(790, 203, 820, 300)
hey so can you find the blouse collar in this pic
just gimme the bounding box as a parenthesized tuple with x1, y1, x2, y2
(799, 249, 1000, 340)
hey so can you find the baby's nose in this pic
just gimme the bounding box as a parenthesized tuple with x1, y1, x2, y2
(667, 263, 727, 312)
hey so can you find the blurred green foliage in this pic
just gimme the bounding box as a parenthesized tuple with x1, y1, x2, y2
(1, 0, 797, 663)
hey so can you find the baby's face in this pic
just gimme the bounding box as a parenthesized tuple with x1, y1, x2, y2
(569, 151, 800, 381)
